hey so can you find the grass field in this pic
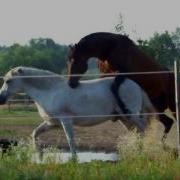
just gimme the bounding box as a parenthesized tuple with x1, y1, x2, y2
(1, 156, 179, 179)
(0, 105, 41, 125)
(0, 134, 180, 180)
(0, 104, 180, 179)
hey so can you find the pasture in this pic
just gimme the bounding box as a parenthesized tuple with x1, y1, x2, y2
(0, 103, 180, 179)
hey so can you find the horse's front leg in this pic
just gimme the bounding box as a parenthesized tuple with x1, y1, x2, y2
(31, 121, 56, 150)
(59, 118, 76, 159)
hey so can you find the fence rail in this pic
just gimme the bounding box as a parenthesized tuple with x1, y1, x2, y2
(0, 70, 175, 79)
(0, 112, 175, 120)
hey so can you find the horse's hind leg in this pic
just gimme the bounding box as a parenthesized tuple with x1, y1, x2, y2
(159, 114, 174, 142)
(31, 121, 56, 150)
(152, 95, 174, 141)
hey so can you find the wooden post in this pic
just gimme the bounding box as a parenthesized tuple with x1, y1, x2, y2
(174, 60, 180, 157)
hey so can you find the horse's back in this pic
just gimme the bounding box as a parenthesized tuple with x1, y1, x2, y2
(79, 77, 145, 114)
(79, 77, 114, 98)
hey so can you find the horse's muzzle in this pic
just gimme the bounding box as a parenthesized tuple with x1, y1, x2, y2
(68, 81, 79, 88)
(0, 95, 7, 105)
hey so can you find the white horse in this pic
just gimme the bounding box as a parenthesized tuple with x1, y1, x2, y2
(0, 67, 157, 157)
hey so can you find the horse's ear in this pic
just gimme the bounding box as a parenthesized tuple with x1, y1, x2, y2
(68, 44, 73, 49)
(15, 68, 23, 75)
(12, 68, 23, 76)
(68, 44, 76, 53)
(18, 68, 23, 74)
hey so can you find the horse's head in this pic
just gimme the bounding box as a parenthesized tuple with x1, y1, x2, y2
(0, 67, 24, 104)
(67, 45, 88, 88)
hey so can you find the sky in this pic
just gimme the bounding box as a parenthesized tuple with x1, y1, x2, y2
(0, 0, 180, 46)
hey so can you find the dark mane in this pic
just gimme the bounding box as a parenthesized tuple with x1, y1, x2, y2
(9, 67, 62, 90)
(76, 32, 135, 53)
(75, 32, 136, 59)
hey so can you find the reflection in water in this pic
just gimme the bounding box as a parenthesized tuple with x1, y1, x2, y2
(32, 152, 118, 163)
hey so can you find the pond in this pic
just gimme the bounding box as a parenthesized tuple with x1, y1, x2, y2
(32, 151, 118, 163)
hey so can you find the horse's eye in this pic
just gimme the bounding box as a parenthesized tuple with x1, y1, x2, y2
(6, 80, 12, 84)
(68, 58, 74, 63)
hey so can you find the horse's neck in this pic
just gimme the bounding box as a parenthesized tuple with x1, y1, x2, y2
(23, 83, 47, 103)
(24, 85, 52, 118)
(22, 76, 65, 103)
(77, 41, 107, 60)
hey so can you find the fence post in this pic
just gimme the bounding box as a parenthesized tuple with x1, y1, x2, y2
(174, 60, 180, 157)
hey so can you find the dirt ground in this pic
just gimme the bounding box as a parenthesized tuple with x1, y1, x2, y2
(0, 121, 131, 152)
(0, 119, 177, 152)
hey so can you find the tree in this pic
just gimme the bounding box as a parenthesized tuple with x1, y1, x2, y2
(114, 13, 126, 34)
(0, 38, 69, 75)
(137, 31, 179, 69)
(171, 28, 180, 62)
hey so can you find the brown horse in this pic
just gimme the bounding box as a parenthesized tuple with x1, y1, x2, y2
(67, 32, 176, 139)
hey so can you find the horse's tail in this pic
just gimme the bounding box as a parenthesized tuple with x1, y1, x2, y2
(111, 75, 130, 114)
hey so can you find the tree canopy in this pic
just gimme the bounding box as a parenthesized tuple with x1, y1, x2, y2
(137, 29, 180, 69)
(0, 38, 68, 75)
(0, 29, 179, 77)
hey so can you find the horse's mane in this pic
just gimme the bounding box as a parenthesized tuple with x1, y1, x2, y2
(12, 66, 57, 76)
(75, 32, 136, 55)
(10, 67, 63, 90)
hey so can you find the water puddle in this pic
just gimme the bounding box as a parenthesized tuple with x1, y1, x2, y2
(32, 151, 118, 163)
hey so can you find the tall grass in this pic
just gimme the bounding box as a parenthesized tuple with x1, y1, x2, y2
(118, 119, 178, 159)
(0, 123, 180, 180)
